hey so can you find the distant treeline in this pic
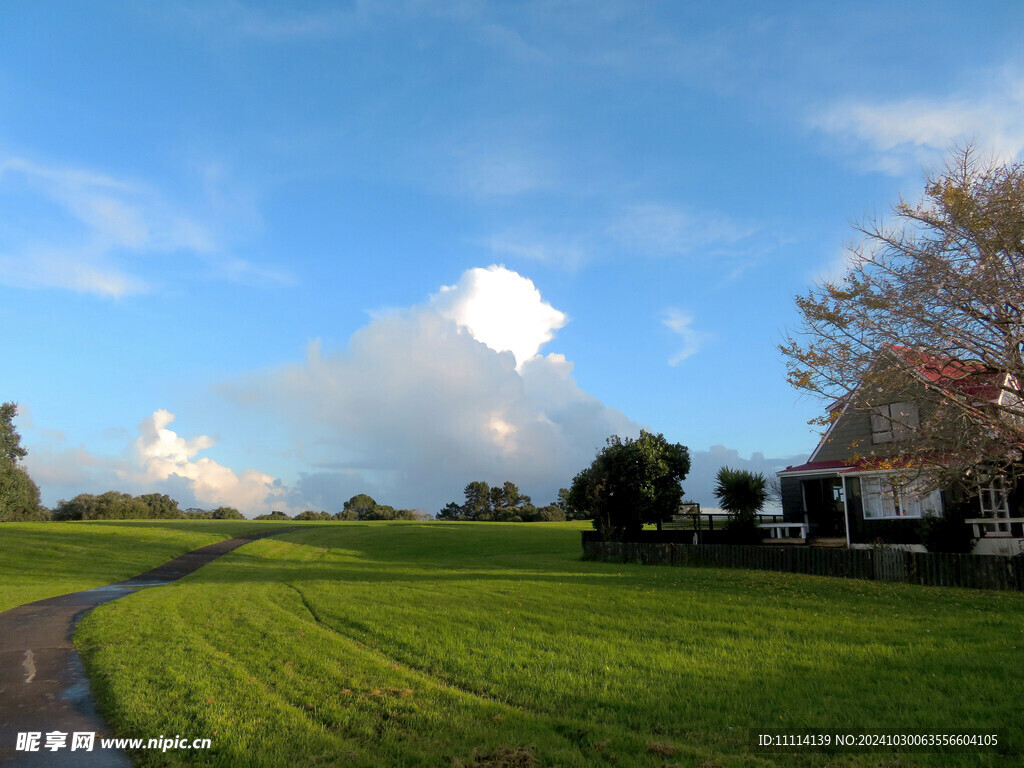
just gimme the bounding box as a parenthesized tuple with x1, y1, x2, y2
(47, 492, 427, 522)
(51, 492, 244, 521)
(270, 494, 427, 522)
(437, 481, 586, 522)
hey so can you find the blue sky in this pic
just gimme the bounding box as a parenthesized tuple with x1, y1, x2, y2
(4, 1, 1024, 515)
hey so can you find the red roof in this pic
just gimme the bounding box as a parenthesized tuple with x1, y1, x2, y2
(779, 459, 855, 475)
(779, 456, 920, 476)
(890, 345, 1007, 402)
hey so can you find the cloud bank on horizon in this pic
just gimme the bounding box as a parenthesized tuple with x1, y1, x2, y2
(27, 265, 655, 514)
(25, 409, 287, 513)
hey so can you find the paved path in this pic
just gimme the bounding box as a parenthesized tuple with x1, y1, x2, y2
(0, 529, 296, 767)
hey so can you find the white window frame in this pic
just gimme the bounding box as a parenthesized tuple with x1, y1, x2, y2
(978, 477, 1011, 534)
(870, 401, 919, 445)
(978, 479, 1010, 517)
(860, 474, 942, 520)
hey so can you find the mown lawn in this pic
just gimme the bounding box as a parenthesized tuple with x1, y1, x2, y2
(74, 522, 1023, 768)
(0, 520, 284, 613)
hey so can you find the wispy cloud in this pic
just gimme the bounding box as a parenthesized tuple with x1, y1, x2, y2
(481, 201, 764, 271)
(420, 114, 560, 199)
(810, 65, 1024, 175)
(176, 0, 361, 42)
(482, 229, 588, 270)
(450, 146, 553, 198)
(662, 308, 709, 366)
(610, 202, 758, 258)
(0, 155, 285, 297)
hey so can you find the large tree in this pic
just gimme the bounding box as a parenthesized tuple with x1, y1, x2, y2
(343, 494, 378, 516)
(0, 402, 43, 521)
(0, 402, 28, 464)
(781, 147, 1024, 484)
(567, 430, 690, 541)
(461, 481, 492, 520)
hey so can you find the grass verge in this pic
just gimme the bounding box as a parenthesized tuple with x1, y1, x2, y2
(0, 520, 287, 612)
(76, 522, 1024, 767)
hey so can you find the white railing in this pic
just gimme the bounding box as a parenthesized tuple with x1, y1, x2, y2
(757, 521, 808, 540)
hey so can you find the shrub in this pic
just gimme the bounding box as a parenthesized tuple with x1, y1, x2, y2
(254, 510, 292, 521)
(918, 500, 976, 553)
(295, 510, 332, 521)
(210, 506, 245, 519)
(137, 493, 183, 518)
(54, 492, 149, 520)
(723, 516, 764, 545)
(361, 505, 419, 521)
(0, 463, 44, 521)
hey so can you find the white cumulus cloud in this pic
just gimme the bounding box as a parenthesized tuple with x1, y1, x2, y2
(431, 264, 568, 368)
(133, 410, 284, 512)
(225, 266, 637, 511)
(23, 410, 287, 515)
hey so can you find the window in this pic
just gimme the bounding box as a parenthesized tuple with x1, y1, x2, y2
(861, 476, 898, 518)
(870, 401, 919, 444)
(860, 475, 942, 519)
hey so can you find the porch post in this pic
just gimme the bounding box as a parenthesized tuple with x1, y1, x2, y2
(841, 475, 851, 548)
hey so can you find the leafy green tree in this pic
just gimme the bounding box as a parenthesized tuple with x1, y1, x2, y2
(210, 506, 245, 519)
(436, 501, 464, 520)
(295, 509, 332, 520)
(523, 503, 565, 522)
(0, 463, 44, 521)
(343, 494, 378, 517)
(440, 483, 569, 522)
(713, 466, 767, 543)
(360, 504, 420, 521)
(335, 508, 359, 521)
(568, 430, 690, 541)
(556, 486, 589, 520)
(138, 493, 184, 519)
(488, 481, 531, 513)
(254, 510, 292, 520)
(0, 402, 44, 521)
(0, 402, 28, 464)
(53, 491, 150, 520)
(461, 481, 492, 520)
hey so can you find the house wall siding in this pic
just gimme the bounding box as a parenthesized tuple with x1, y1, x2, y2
(813, 410, 873, 462)
(812, 363, 938, 463)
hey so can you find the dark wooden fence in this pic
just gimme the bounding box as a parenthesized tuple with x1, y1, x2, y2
(581, 538, 1024, 591)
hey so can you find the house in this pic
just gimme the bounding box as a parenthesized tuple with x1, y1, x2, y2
(777, 346, 1024, 556)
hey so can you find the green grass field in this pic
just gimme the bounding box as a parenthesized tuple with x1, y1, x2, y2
(55, 521, 1021, 768)
(0, 520, 287, 613)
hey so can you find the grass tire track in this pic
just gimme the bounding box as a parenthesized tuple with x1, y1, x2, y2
(279, 580, 560, 724)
